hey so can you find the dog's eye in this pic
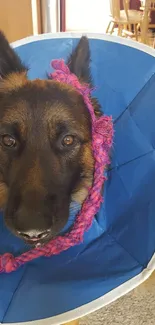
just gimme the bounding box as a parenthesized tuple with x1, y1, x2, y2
(1, 134, 16, 148)
(62, 135, 75, 146)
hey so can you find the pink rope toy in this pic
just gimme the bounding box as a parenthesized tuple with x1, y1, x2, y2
(0, 59, 113, 273)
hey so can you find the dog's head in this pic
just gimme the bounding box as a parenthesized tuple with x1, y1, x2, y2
(0, 32, 101, 246)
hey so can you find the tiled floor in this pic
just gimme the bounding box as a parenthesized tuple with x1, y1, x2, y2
(80, 272, 155, 325)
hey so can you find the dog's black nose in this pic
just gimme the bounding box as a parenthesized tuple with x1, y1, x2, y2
(18, 229, 51, 242)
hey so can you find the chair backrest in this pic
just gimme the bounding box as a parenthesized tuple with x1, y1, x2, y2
(150, 0, 155, 10)
(142, 0, 155, 10)
(109, 0, 120, 20)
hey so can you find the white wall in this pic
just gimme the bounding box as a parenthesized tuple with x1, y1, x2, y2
(66, 0, 110, 32)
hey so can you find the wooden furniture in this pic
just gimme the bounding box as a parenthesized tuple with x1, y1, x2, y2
(106, 0, 143, 39)
(140, 0, 155, 44)
(0, 0, 42, 42)
(140, 0, 155, 28)
(64, 320, 79, 325)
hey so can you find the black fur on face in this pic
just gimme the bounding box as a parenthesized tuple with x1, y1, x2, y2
(0, 32, 101, 246)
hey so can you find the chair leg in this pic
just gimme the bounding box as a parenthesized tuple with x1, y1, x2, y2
(128, 23, 132, 32)
(106, 21, 111, 33)
(134, 24, 138, 41)
(110, 22, 115, 34)
(137, 23, 140, 31)
(63, 320, 79, 325)
(118, 24, 122, 36)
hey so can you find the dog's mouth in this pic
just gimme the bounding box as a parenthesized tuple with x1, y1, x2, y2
(4, 193, 81, 247)
(4, 199, 71, 247)
(26, 238, 50, 248)
(24, 236, 49, 247)
(5, 216, 60, 247)
(20, 231, 57, 247)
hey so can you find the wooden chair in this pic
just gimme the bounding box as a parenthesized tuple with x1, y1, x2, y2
(106, 0, 143, 39)
(140, 0, 155, 28)
(141, 0, 155, 47)
(140, 0, 155, 44)
(149, 0, 155, 28)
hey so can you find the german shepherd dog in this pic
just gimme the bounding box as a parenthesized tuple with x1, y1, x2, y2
(0, 32, 101, 246)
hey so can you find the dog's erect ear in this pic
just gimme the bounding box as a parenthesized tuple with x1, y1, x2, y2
(67, 36, 102, 116)
(67, 36, 92, 85)
(0, 31, 27, 79)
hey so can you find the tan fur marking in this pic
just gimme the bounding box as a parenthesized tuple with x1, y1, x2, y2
(0, 72, 28, 93)
(0, 76, 73, 94)
(1, 101, 28, 137)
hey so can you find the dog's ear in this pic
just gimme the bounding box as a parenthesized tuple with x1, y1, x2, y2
(67, 36, 102, 116)
(67, 36, 92, 85)
(0, 31, 27, 79)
